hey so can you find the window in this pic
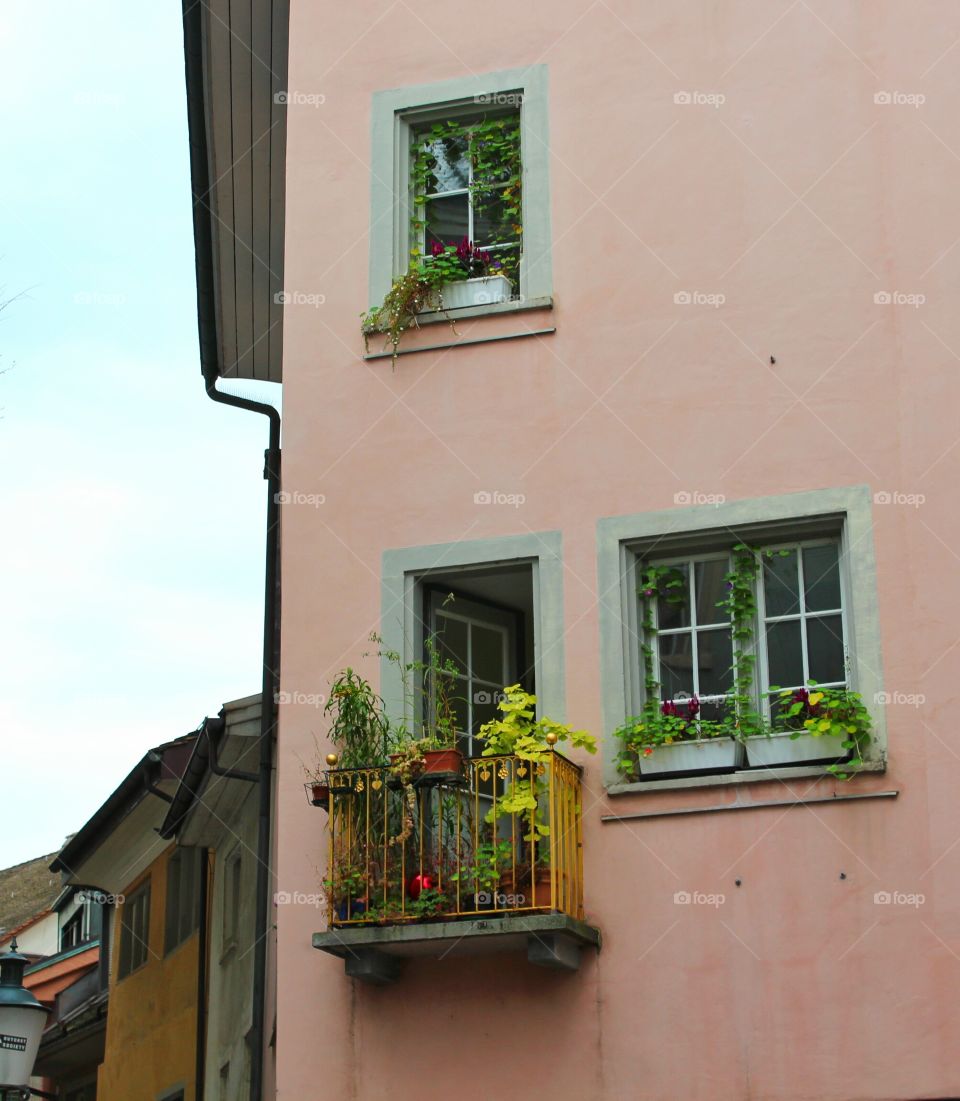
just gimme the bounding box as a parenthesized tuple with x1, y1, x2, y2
(165, 848, 202, 954)
(221, 849, 241, 954)
(370, 67, 552, 312)
(60, 909, 84, 950)
(380, 532, 566, 740)
(597, 487, 887, 790)
(426, 586, 525, 758)
(118, 880, 150, 978)
(641, 540, 848, 726)
(415, 110, 522, 285)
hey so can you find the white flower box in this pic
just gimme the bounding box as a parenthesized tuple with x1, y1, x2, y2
(745, 731, 847, 767)
(434, 274, 512, 310)
(639, 738, 743, 776)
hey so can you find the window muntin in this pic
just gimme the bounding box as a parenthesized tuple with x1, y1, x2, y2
(638, 537, 848, 735)
(118, 881, 150, 979)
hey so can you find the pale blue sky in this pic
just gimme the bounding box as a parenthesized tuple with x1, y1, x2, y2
(0, 4, 273, 867)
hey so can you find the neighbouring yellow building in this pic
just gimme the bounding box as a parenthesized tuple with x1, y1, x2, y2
(52, 734, 205, 1101)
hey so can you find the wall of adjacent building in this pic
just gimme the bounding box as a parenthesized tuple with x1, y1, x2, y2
(97, 846, 200, 1101)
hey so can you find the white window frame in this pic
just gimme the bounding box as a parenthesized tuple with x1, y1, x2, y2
(598, 487, 887, 792)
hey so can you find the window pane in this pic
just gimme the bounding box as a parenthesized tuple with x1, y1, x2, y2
(807, 615, 846, 683)
(472, 691, 499, 735)
(654, 566, 690, 630)
(765, 619, 803, 687)
(804, 544, 841, 612)
(697, 627, 734, 697)
(694, 559, 729, 625)
(473, 191, 517, 247)
(424, 194, 469, 250)
(436, 614, 467, 674)
(422, 136, 469, 193)
(763, 550, 799, 617)
(471, 624, 504, 683)
(658, 633, 694, 699)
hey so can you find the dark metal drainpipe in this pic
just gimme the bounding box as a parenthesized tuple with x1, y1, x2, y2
(195, 846, 210, 1101)
(182, 3, 281, 1098)
(202, 383, 279, 1101)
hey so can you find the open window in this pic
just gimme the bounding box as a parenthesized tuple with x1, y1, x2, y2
(420, 564, 534, 757)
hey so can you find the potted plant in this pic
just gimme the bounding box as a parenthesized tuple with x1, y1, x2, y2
(744, 683, 871, 773)
(614, 696, 743, 777)
(323, 855, 370, 923)
(450, 838, 513, 912)
(476, 684, 596, 910)
(362, 240, 509, 363)
(317, 667, 391, 799)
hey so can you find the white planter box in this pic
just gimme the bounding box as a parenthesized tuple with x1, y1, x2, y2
(639, 738, 743, 776)
(745, 731, 847, 767)
(434, 274, 512, 310)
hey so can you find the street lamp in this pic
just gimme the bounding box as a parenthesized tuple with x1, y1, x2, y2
(0, 940, 49, 1100)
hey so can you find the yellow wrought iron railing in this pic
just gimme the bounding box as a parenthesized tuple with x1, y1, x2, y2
(321, 752, 584, 927)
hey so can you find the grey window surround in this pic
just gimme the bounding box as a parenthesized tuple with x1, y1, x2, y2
(369, 65, 552, 312)
(597, 486, 887, 792)
(380, 532, 566, 731)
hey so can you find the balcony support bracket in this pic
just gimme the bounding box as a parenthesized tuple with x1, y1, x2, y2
(527, 932, 583, 972)
(314, 914, 600, 986)
(344, 948, 403, 986)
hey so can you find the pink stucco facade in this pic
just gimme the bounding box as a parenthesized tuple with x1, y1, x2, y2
(274, 4, 960, 1098)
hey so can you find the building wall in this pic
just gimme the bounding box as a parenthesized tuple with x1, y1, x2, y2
(275, 4, 960, 1099)
(97, 846, 200, 1101)
(202, 778, 259, 1100)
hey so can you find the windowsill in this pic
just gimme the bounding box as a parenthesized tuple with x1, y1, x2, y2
(362, 295, 555, 360)
(414, 294, 552, 326)
(606, 759, 886, 796)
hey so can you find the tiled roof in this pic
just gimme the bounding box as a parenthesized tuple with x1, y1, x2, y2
(0, 853, 61, 939)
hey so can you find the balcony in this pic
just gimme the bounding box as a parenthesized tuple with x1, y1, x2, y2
(311, 750, 600, 984)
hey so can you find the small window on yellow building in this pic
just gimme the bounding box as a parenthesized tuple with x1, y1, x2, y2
(165, 848, 202, 954)
(117, 880, 150, 978)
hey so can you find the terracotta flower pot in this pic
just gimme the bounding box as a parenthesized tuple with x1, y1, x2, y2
(306, 781, 330, 807)
(422, 748, 464, 775)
